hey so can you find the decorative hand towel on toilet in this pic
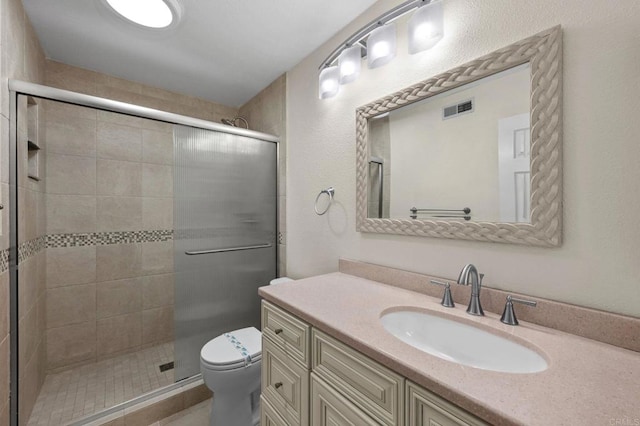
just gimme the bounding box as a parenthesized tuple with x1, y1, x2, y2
(225, 332, 254, 366)
(200, 326, 262, 369)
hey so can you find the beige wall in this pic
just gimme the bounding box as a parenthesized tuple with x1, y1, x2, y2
(286, 0, 640, 317)
(239, 74, 287, 275)
(1, 0, 48, 422)
(43, 100, 175, 371)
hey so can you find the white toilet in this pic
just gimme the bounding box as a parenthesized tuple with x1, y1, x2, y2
(200, 277, 293, 426)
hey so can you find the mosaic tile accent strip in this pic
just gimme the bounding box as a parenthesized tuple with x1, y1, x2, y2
(6, 230, 174, 268)
(18, 235, 47, 264)
(0, 248, 9, 273)
(47, 229, 173, 248)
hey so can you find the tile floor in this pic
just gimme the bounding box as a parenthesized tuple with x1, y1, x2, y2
(28, 343, 174, 426)
(154, 398, 210, 425)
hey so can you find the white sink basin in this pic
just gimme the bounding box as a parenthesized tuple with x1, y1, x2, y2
(380, 310, 548, 373)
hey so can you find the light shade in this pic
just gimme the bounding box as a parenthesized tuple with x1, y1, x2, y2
(318, 66, 340, 99)
(105, 0, 176, 28)
(338, 45, 362, 85)
(408, 0, 444, 54)
(367, 24, 397, 69)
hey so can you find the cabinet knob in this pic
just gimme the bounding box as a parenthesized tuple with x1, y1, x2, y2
(274, 328, 283, 335)
(274, 382, 283, 389)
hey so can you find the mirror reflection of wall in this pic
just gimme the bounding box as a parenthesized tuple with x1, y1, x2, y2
(368, 63, 531, 223)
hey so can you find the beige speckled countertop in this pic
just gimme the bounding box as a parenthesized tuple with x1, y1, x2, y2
(258, 272, 640, 426)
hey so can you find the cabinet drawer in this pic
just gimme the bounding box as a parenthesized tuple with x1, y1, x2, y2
(406, 381, 488, 426)
(262, 336, 310, 426)
(262, 300, 311, 367)
(312, 329, 404, 426)
(262, 395, 291, 426)
(311, 374, 378, 426)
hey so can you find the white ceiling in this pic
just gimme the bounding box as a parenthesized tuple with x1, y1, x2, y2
(22, 0, 378, 107)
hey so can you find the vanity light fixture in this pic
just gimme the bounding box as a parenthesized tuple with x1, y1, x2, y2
(318, 0, 445, 99)
(104, 0, 181, 29)
(408, 0, 444, 54)
(367, 23, 397, 69)
(338, 45, 362, 84)
(318, 65, 340, 99)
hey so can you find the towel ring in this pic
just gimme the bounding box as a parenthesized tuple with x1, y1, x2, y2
(315, 187, 335, 215)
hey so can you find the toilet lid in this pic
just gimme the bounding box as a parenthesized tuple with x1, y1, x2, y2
(201, 326, 262, 370)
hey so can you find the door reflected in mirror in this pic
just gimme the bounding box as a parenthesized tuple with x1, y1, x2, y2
(367, 63, 531, 223)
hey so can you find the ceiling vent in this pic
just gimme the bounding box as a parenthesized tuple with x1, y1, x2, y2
(443, 99, 474, 120)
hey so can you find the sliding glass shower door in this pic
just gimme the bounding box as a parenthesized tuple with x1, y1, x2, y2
(173, 126, 277, 381)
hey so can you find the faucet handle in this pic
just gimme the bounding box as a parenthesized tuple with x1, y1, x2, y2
(430, 279, 455, 308)
(500, 295, 537, 326)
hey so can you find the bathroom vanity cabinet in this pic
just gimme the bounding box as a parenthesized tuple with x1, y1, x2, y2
(260, 301, 486, 426)
(261, 300, 311, 426)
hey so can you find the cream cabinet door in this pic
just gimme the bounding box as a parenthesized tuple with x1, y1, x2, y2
(262, 301, 312, 367)
(311, 374, 379, 426)
(312, 329, 403, 425)
(262, 337, 310, 426)
(262, 396, 291, 426)
(406, 382, 488, 426)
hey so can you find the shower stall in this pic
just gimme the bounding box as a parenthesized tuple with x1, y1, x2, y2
(8, 81, 278, 425)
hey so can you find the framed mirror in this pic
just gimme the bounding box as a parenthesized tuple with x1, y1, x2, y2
(356, 26, 562, 247)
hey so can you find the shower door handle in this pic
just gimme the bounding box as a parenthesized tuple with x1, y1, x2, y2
(185, 243, 272, 255)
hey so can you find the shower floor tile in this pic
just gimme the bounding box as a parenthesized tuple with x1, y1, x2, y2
(28, 342, 174, 426)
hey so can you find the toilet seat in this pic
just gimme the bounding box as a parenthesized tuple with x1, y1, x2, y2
(201, 326, 262, 371)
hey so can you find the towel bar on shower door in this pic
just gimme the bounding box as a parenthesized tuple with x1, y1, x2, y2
(185, 243, 272, 255)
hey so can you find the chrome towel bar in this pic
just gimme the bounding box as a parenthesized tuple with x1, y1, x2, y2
(409, 207, 472, 221)
(185, 243, 272, 256)
(410, 207, 471, 214)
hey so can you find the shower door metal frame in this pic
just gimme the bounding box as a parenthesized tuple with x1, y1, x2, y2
(7, 79, 280, 426)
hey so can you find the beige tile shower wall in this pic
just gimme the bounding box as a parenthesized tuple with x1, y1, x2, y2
(45, 60, 239, 124)
(42, 59, 244, 372)
(16, 95, 47, 426)
(239, 74, 287, 275)
(44, 102, 176, 371)
(1, 0, 47, 423)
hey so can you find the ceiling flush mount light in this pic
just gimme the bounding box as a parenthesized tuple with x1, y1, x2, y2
(317, 0, 446, 99)
(105, 0, 180, 29)
(367, 24, 397, 69)
(408, 0, 444, 54)
(338, 45, 362, 85)
(319, 66, 340, 99)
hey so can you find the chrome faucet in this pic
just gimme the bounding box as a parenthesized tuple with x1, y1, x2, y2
(456, 264, 484, 316)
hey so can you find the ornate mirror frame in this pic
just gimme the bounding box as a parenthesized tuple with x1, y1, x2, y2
(356, 26, 562, 247)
